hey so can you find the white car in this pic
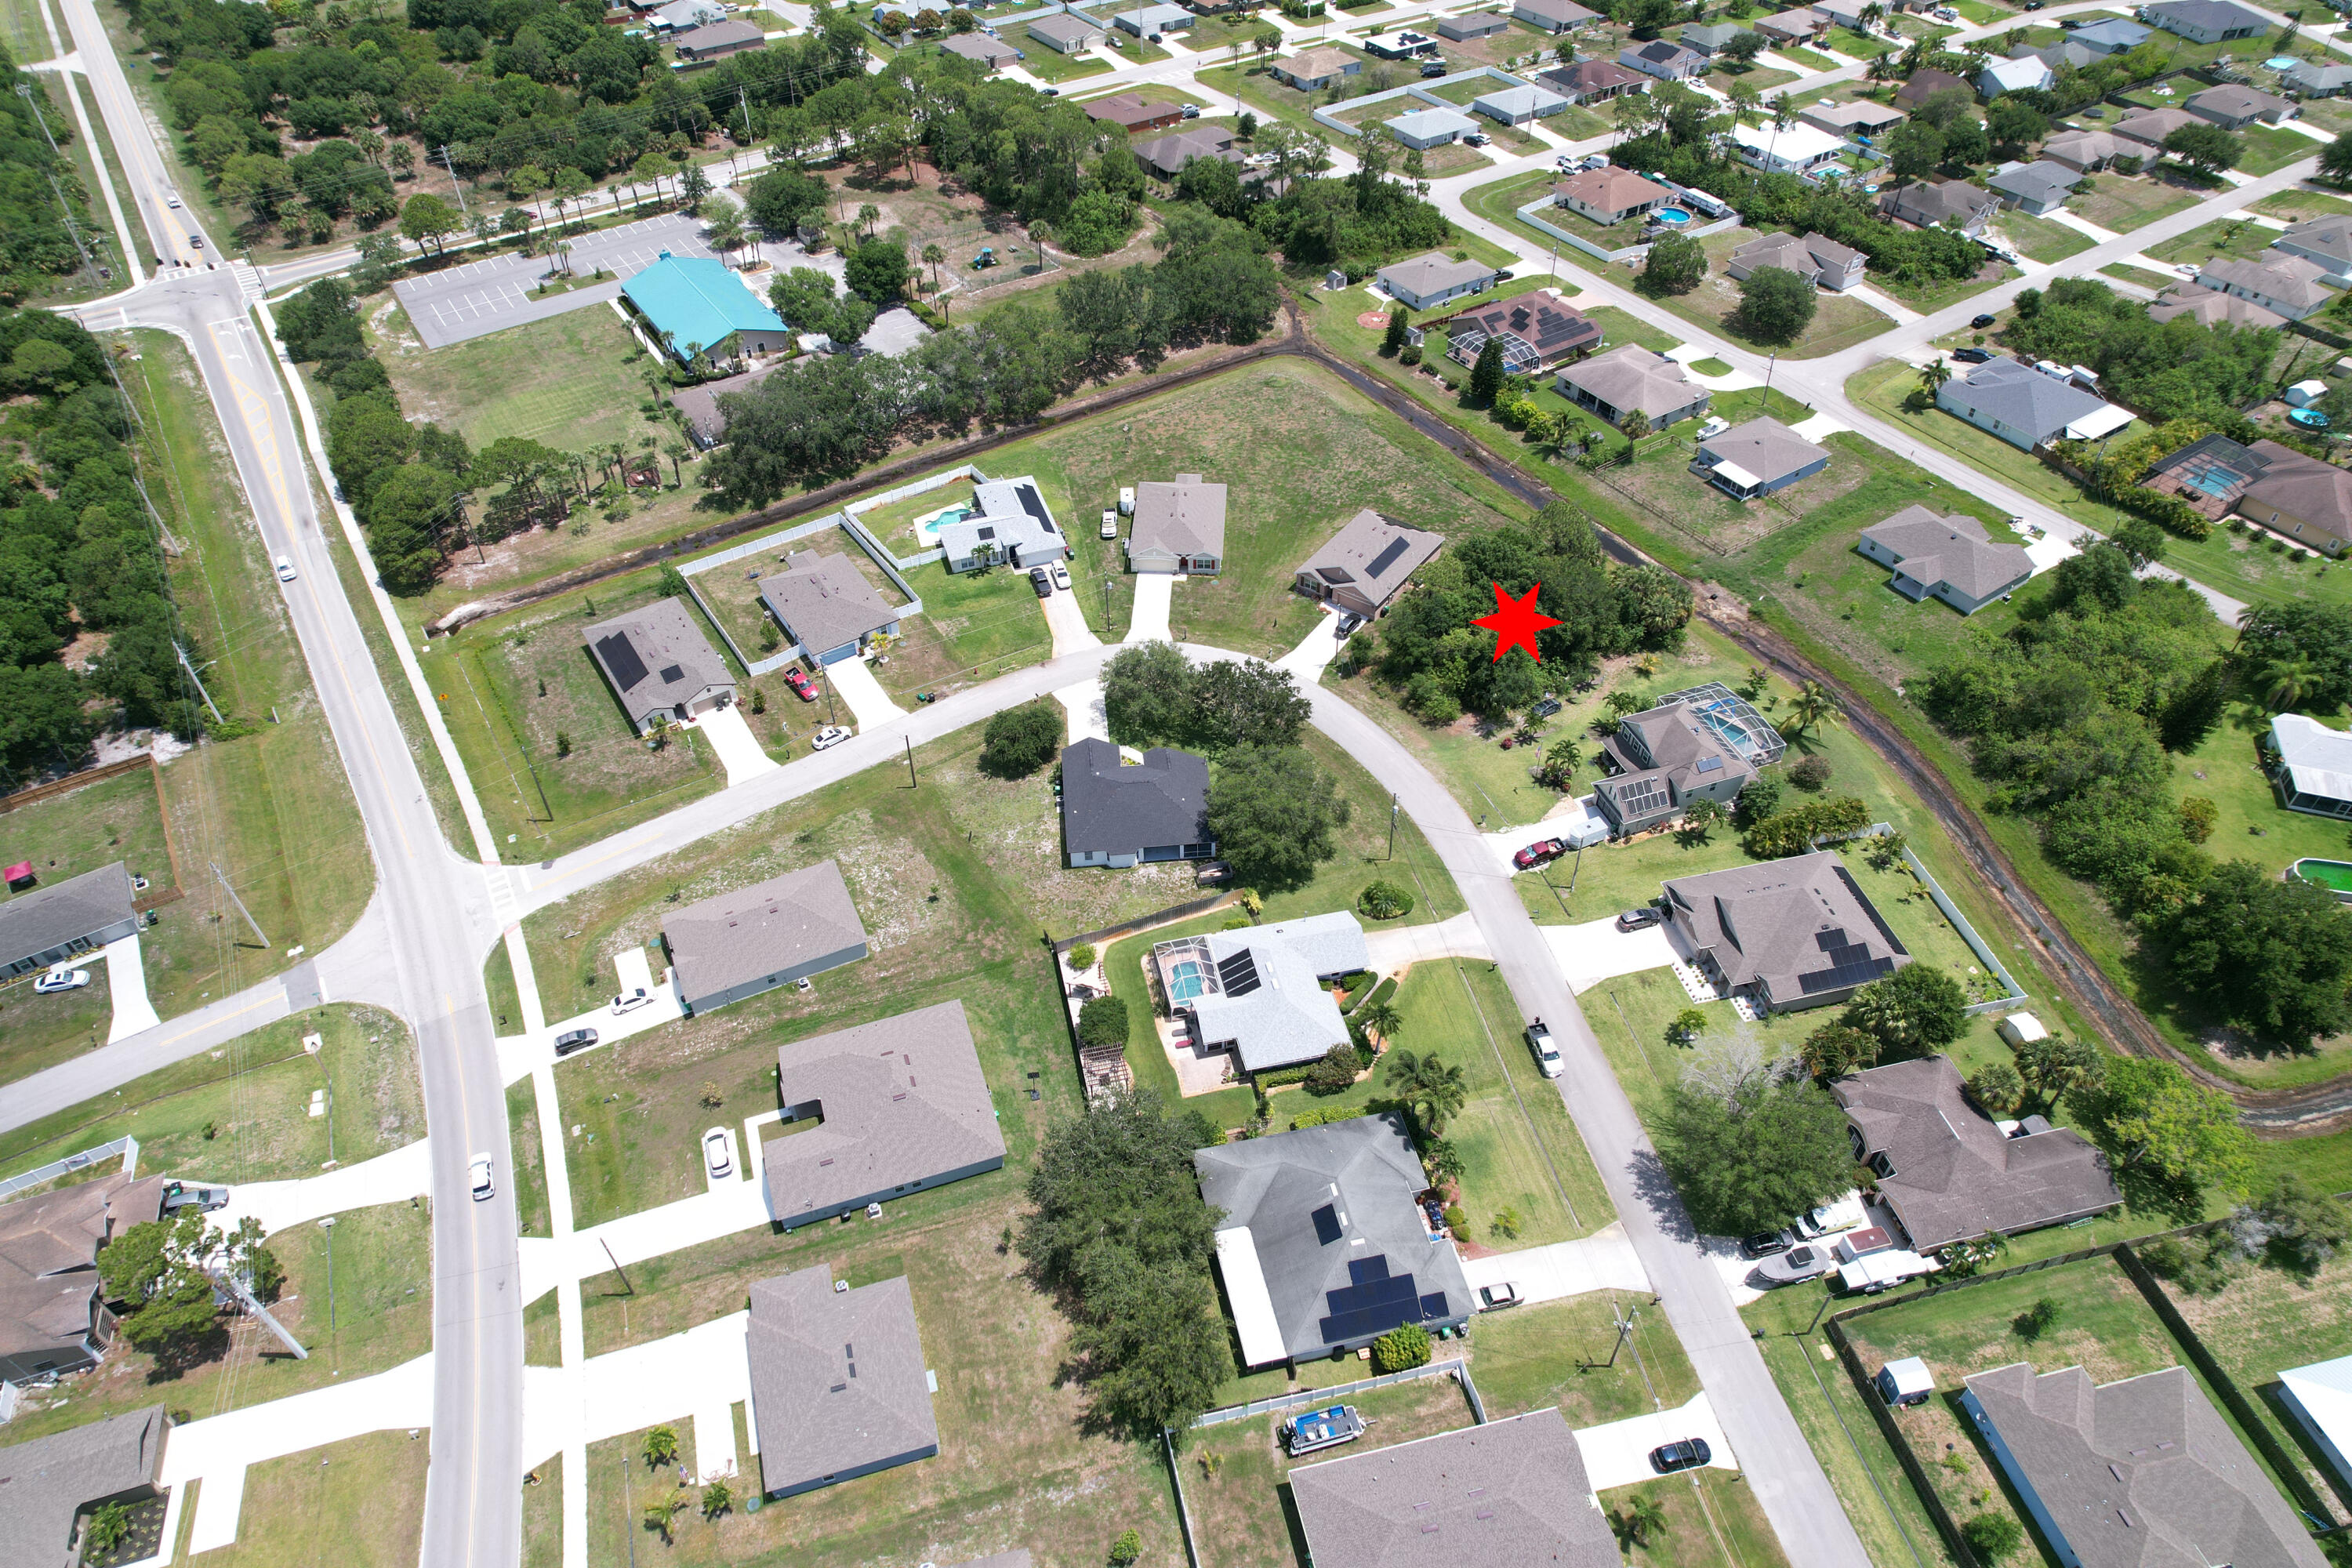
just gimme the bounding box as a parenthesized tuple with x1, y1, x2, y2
(1050, 560, 1071, 590)
(2175, 262, 2201, 278)
(274, 555, 296, 583)
(1525, 1019, 1564, 1079)
(165, 192, 182, 209)
(702, 1127, 734, 1180)
(469, 1152, 495, 1201)
(610, 986, 653, 1015)
(811, 724, 852, 750)
(1100, 509, 1118, 539)
(34, 964, 90, 994)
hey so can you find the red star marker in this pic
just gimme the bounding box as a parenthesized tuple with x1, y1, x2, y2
(1472, 582, 1562, 662)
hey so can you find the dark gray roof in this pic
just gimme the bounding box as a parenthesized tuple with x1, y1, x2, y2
(1662, 850, 1908, 1005)
(674, 17, 763, 50)
(938, 30, 1020, 64)
(670, 360, 780, 445)
(2278, 214, 2352, 267)
(581, 597, 731, 728)
(1605, 696, 1759, 800)
(764, 1000, 1007, 1223)
(662, 859, 866, 1004)
(747, 1269, 937, 1495)
(1963, 1363, 2327, 1568)
(1026, 9, 1102, 42)
(1861, 504, 2033, 601)
(757, 550, 900, 655)
(1896, 67, 1969, 103)
(0, 862, 136, 973)
(0, 1171, 166, 1365)
(1988, 160, 2080, 207)
(2141, 0, 2267, 33)
(1060, 738, 1210, 856)
(0, 1405, 169, 1566)
(1296, 510, 1446, 612)
(1833, 1055, 2118, 1249)
(1879, 180, 2001, 228)
(1288, 1409, 1617, 1568)
(1193, 1113, 1468, 1364)
(1134, 126, 1237, 177)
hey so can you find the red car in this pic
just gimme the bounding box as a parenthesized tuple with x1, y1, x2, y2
(783, 668, 818, 702)
(1512, 838, 1566, 870)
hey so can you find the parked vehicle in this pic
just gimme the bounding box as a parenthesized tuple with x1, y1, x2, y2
(1285, 1405, 1367, 1456)
(702, 1127, 734, 1180)
(1755, 1243, 1835, 1287)
(554, 1027, 598, 1056)
(1970, 313, 1997, 329)
(162, 1181, 230, 1214)
(1101, 510, 1119, 539)
(784, 668, 818, 702)
(1478, 1281, 1523, 1310)
(1650, 1439, 1712, 1474)
(610, 988, 653, 1015)
(1740, 1230, 1791, 1259)
(1181, 103, 1201, 118)
(1050, 560, 1072, 590)
(1793, 1194, 1866, 1239)
(1952, 347, 1994, 364)
(1838, 1249, 1937, 1294)
(470, 1152, 495, 1200)
(1421, 58, 1446, 75)
(1617, 906, 1664, 931)
(1526, 1018, 1563, 1078)
(1513, 837, 1566, 870)
(1029, 566, 1053, 597)
(1335, 612, 1363, 637)
(1531, 696, 1562, 718)
(811, 724, 852, 750)
(1118, 486, 1135, 515)
(1463, 132, 1489, 146)
(33, 964, 89, 993)
(275, 555, 297, 583)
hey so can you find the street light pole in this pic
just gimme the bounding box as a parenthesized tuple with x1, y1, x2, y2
(1386, 793, 1398, 860)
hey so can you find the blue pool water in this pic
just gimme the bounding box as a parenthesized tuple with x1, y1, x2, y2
(1653, 207, 1693, 225)
(2267, 54, 2300, 68)
(911, 500, 975, 543)
(1166, 960, 1207, 1004)
(2290, 408, 2332, 430)
(2188, 470, 2237, 496)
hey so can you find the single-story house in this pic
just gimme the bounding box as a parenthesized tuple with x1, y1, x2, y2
(1193, 1113, 1469, 1367)
(748, 1269, 938, 1498)
(1060, 738, 1214, 866)
(938, 477, 1066, 573)
(0, 1406, 171, 1565)
(1832, 1055, 2120, 1249)
(1961, 1363, 2327, 1568)
(1936, 356, 2132, 449)
(1688, 416, 1828, 499)
(1375, 250, 1497, 311)
(1110, 1, 1190, 36)
(757, 550, 901, 666)
(1755, 5, 1828, 41)
(1595, 692, 1762, 834)
(938, 30, 1022, 67)
(1800, 99, 1906, 137)
(1857, 504, 2032, 613)
(1682, 20, 1748, 53)
(0, 1171, 167, 1385)
(2145, 430, 2274, 516)
(1978, 55, 2053, 96)
(1270, 46, 1359, 89)
(1289, 1410, 1617, 1568)
(1363, 29, 1439, 58)
(2185, 82, 2296, 128)
(1083, 92, 1183, 134)
(1127, 473, 1226, 575)
(1621, 39, 1708, 79)
(673, 17, 765, 60)
(2278, 1355, 2352, 1494)
(622, 252, 792, 361)
(2010, 38, 2101, 71)
(1810, 0, 1871, 27)
(2269, 713, 2352, 818)
(765, 999, 1007, 1225)
(1437, 9, 1510, 38)
(1025, 10, 1103, 51)
(1893, 67, 1970, 109)
(1552, 165, 1675, 225)
(1475, 83, 1570, 124)
(583, 597, 735, 734)
(2136, 0, 2267, 43)
(670, 359, 779, 447)
(651, 0, 723, 27)
(1987, 159, 2080, 216)
(2284, 58, 2352, 96)
(1134, 126, 1238, 179)
(2041, 128, 2122, 172)
(1730, 118, 1847, 174)
(1878, 178, 2002, 234)
(1512, 0, 1599, 31)
(1385, 106, 1479, 150)
(1726, 228, 1866, 289)
(1442, 287, 1602, 371)
(1294, 508, 1446, 618)
(1538, 58, 1646, 102)
(1156, 911, 1370, 1075)
(0, 862, 139, 982)
(664, 859, 868, 1014)
(2273, 214, 2352, 285)
(2196, 252, 2335, 320)
(2241, 438, 2352, 555)
(2111, 104, 2198, 150)
(1662, 850, 1907, 1013)
(2069, 15, 2151, 49)
(1557, 343, 1709, 429)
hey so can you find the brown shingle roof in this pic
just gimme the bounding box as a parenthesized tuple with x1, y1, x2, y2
(1552, 165, 1674, 216)
(0, 1172, 165, 1366)
(1662, 850, 1907, 1007)
(1296, 509, 1446, 612)
(747, 1269, 938, 1496)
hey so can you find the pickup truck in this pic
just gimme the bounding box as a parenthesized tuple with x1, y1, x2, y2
(1837, 1249, 1938, 1295)
(1524, 1019, 1563, 1079)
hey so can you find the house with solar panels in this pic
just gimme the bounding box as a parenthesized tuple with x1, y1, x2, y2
(1442, 288, 1602, 375)
(581, 596, 736, 733)
(1192, 1112, 1469, 1368)
(1294, 510, 1445, 619)
(1661, 850, 1910, 1014)
(1592, 681, 1781, 836)
(937, 477, 1067, 573)
(1152, 911, 1369, 1076)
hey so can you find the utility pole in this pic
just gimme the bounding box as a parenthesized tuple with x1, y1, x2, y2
(1581, 1301, 1639, 1370)
(602, 1238, 634, 1295)
(904, 735, 916, 788)
(217, 1262, 308, 1358)
(211, 861, 270, 949)
(175, 641, 224, 725)
(20, 86, 97, 283)
(437, 145, 468, 215)
(1386, 793, 1398, 860)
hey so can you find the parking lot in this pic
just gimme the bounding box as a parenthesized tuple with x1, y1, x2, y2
(392, 212, 719, 347)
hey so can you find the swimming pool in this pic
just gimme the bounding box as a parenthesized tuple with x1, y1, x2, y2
(1164, 958, 1208, 1004)
(911, 499, 975, 543)
(2292, 858, 2352, 902)
(2267, 54, 2300, 68)
(1653, 207, 1692, 225)
(2290, 408, 2332, 430)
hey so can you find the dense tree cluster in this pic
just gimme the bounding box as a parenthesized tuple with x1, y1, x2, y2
(2006, 279, 2278, 428)
(0, 53, 100, 301)
(1657, 1065, 1853, 1236)
(0, 311, 207, 774)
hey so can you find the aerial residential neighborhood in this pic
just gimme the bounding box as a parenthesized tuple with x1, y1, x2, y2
(9, 0, 2352, 1561)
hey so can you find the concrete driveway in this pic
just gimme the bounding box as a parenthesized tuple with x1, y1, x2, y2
(1575, 1392, 1736, 1493)
(1276, 609, 1345, 680)
(1541, 915, 1677, 995)
(1363, 910, 1490, 971)
(1041, 580, 1101, 656)
(1127, 573, 1174, 641)
(1054, 677, 1109, 742)
(499, 949, 682, 1082)
(100, 932, 159, 1042)
(688, 705, 776, 787)
(826, 655, 904, 729)
(1461, 1221, 1650, 1306)
(210, 1138, 434, 1240)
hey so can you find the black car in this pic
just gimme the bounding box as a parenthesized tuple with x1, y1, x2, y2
(1531, 696, 1562, 719)
(1029, 566, 1053, 597)
(554, 1027, 598, 1056)
(1740, 1230, 1791, 1259)
(1651, 1439, 1713, 1474)
(1421, 58, 1446, 75)
(1969, 313, 1997, 329)
(1952, 347, 1994, 364)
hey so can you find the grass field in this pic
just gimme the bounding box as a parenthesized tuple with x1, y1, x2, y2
(2100, 260, 2182, 292)
(2158, 1248, 2352, 1508)
(2067, 174, 2202, 234)
(185, 1428, 430, 1568)
(1993, 208, 2094, 264)
(0, 0, 52, 60)
(523, 1455, 562, 1568)
(1640, 231, 1913, 361)
(506, 1077, 553, 1238)
(376, 306, 665, 459)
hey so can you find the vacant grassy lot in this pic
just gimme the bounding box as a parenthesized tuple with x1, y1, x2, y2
(2144, 215, 2301, 270)
(523, 1454, 562, 1568)
(2067, 173, 2203, 233)
(2156, 522, 2352, 615)
(579, 1189, 1182, 1568)
(377, 305, 663, 456)
(1994, 209, 2093, 264)
(188, 1428, 430, 1568)
(1637, 230, 1900, 361)
(2236, 123, 2322, 178)
(2159, 1249, 2352, 1508)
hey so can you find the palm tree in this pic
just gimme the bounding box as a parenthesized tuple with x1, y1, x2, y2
(856, 201, 880, 239)
(1030, 219, 1053, 270)
(922, 241, 946, 292)
(1383, 1049, 1468, 1138)
(2264, 654, 2321, 712)
(1359, 999, 1403, 1047)
(1787, 678, 1840, 736)
(1918, 356, 1951, 397)
(1624, 1495, 1669, 1548)
(643, 1427, 679, 1468)
(1727, 78, 1762, 128)
(664, 440, 690, 485)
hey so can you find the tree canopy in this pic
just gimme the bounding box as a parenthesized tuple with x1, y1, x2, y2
(1657, 1074, 1855, 1236)
(1205, 744, 1351, 891)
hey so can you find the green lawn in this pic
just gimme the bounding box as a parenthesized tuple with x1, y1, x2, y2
(2067, 174, 2202, 234)
(1579, 303, 1686, 354)
(506, 1077, 552, 1238)
(524, 1454, 563, 1568)
(2144, 215, 2297, 269)
(1015, 43, 1116, 82)
(377, 305, 667, 459)
(871, 558, 1054, 700)
(2158, 1249, 2352, 1508)
(1774, 43, 1839, 69)
(1994, 208, 2094, 264)
(2100, 261, 2182, 292)
(2236, 122, 2324, 178)
(2156, 521, 2352, 616)
(1627, 231, 1900, 360)
(187, 1429, 429, 1568)
(2249, 187, 2352, 223)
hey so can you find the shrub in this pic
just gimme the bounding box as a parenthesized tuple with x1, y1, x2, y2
(1110, 1528, 1143, 1567)
(1078, 996, 1131, 1051)
(1372, 1323, 1432, 1372)
(1290, 1105, 1361, 1131)
(2016, 1295, 2063, 1341)
(1404, 671, 1461, 724)
(1489, 1206, 1523, 1240)
(1741, 795, 1869, 858)
(1962, 1513, 2024, 1562)
(1358, 879, 1416, 920)
(1788, 754, 1833, 791)
(1304, 1043, 1361, 1095)
(981, 700, 1064, 776)
(1068, 942, 1098, 971)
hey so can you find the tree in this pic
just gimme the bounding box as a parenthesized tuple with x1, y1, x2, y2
(1205, 745, 1350, 890)
(1109, 1529, 1144, 1567)
(363, 463, 461, 596)
(980, 699, 1063, 776)
(96, 1211, 220, 1355)
(1722, 28, 1766, 62)
(1886, 119, 1944, 183)
(1843, 964, 1969, 1054)
(1656, 1076, 1854, 1236)
(643, 1493, 687, 1541)
(1623, 1495, 1670, 1548)
(2324, 133, 2352, 184)
(2161, 859, 2352, 1047)
(1078, 995, 1131, 1051)
(680, 162, 711, 212)
(1666, 1007, 1708, 1047)
(844, 238, 910, 302)
(1359, 997, 1403, 1047)
(644, 1427, 679, 1468)
(700, 1480, 732, 1519)
(2070, 1056, 2252, 1195)
(744, 167, 828, 235)
(1468, 332, 1505, 404)
(2112, 517, 2168, 571)
(2014, 1032, 2103, 1112)
(702, 198, 747, 267)
(2163, 120, 2242, 176)
(2228, 1174, 2350, 1276)
(1734, 260, 1817, 346)
(1962, 1513, 2025, 1562)
(1192, 659, 1309, 751)
(1918, 357, 1951, 398)
(1968, 1062, 2026, 1115)
(1383, 303, 1410, 354)
(2159, 659, 2230, 753)
(1786, 679, 1840, 736)
(1102, 641, 1196, 748)
(1801, 1022, 1878, 1078)
(1621, 409, 1652, 441)
(1641, 230, 1707, 296)
(1306, 1043, 1360, 1094)
(1942, 114, 1990, 166)
(1371, 1323, 1431, 1371)
(1384, 1048, 1469, 1137)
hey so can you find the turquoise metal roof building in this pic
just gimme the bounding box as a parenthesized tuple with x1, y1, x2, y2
(622, 252, 791, 361)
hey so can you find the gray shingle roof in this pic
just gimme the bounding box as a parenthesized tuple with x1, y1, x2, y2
(1172, 911, 1370, 1072)
(0, 1405, 168, 1567)
(1962, 1363, 2327, 1568)
(1663, 850, 1908, 1007)
(2112, 106, 2198, 146)
(1696, 416, 1822, 488)
(2243, 439, 2352, 546)
(1537, 58, 1643, 96)
(1606, 696, 1759, 798)
(2198, 253, 2334, 313)
(0, 1171, 166, 1367)
(2149, 282, 2286, 329)
(1059, 738, 1210, 858)
(939, 30, 1020, 64)
(2278, 214, 2352, 267)
(747, 1269, 938, 1496)
(757, 550, 900, 655)
(1895, 67, 1969, 105)
(1860, 504, 2034, 601)
(1193, 1113, 1470, 1363)
(1296, 510, 1445, 612)
(1134, 126, 1237, 176)
(2187, 82, 2293, 122)
(1559, 343, 1703, 420)
(2141, 0, 2268, 33)
(674, 17, 764, 51)
(0, 862, 137, 973)
(1026, 10, 1102, 42)
(662, 859, 866, 1007)
(582, 597, 731, 729)
(764, 1000, 1007, 1223)
(1130, 474, 1228, 561)
(1941, 357, 2115, 445)
(1878, 179, 2001, 228)
(1988, 160, 2079, 207)
(1289, 1408, 1617, 1568)
(1831, 1055, 2119, 1249)
(1376, 252, 1495, 300)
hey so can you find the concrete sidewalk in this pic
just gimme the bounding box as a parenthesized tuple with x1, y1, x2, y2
(209, 1138, 433, 1239)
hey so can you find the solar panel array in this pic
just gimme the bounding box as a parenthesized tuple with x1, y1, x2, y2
(1313, 1203, 1345, 1245)
(1365, 536, 1413, 579)
(1316, 1252, 1427, 1345)
(1610, 774, 1671, 820)
(596, 633, 648, 691)
(1217, 949, 1261, 996)
(1695, 755, 1724, 775)
(659, 663, 685, 684)
(1795, 923, 1896, 995)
